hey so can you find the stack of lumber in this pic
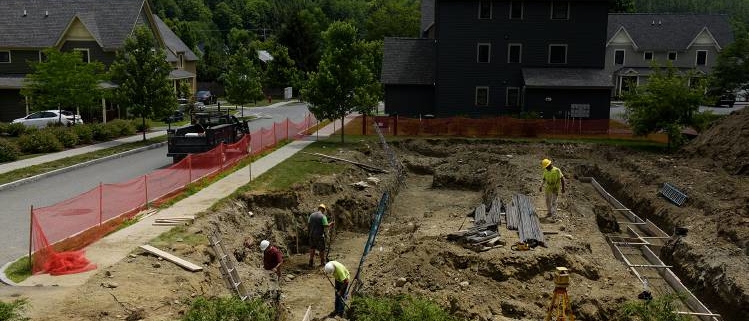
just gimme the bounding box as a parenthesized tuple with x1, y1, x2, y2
(447, 203, 503, 251)
(153, 216, 194, 226)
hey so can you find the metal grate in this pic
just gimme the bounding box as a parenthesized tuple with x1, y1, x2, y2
(660, 183, 688, 206)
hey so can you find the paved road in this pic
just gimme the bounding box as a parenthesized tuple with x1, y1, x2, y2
(610, 101, 748, 122)
(0, 102, 310, 267)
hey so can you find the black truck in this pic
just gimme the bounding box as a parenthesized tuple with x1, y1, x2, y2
(166, 112, 250, 162)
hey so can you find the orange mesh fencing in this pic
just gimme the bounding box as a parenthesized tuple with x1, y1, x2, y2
(29, 113, 317, 275)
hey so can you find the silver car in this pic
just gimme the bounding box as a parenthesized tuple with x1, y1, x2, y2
(12, 110, 83, 128)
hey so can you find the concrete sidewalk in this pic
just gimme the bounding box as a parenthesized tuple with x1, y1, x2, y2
(15, 113, 358, 287)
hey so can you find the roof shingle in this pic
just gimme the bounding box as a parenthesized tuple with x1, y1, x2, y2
(382, 38, 435, 85)
(607, 14, 733, 51)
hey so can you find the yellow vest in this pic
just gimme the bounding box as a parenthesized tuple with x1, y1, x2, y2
(543, 167, 563, 193)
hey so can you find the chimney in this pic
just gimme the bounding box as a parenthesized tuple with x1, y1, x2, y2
(651, 20, 655, 26)
(23, 9, 27, 17)
(45, 10, 49, 17)
(658, 20, 662, 26)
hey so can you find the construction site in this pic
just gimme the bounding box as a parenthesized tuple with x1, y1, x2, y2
(2, 108, 749, 321)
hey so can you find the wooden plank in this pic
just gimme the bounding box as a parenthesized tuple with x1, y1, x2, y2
(152, 222, 186, 226)
(139, 244, 203, 272)
(158, 216, 194, 220)
(301, 306, 312, 321)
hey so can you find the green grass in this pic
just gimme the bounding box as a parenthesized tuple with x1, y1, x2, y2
(5, 256, 31, 284)
(0, 298, 30, 321)
(0, 136, 167, 185)
(350, 294, 461, 321)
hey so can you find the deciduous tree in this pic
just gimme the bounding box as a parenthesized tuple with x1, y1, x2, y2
(109, 26, 176, 141)
(302, 21, 382, 143)
(623, 65, 705, 150)
(711, 32, 749, 94)
(222, 45, 264, 115)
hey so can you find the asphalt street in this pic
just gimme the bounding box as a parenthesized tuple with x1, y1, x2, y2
(0, 102, 310, 267)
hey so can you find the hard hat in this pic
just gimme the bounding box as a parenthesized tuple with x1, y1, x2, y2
(318, 204, 327, 211)
(260, 240, 270, 251)
(541, 158, 552, 168)
(324, 262, 335, 274)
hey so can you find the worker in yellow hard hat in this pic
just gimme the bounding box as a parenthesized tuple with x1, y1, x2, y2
(308, 203, 334, 268)
(539, 158, 565, 220)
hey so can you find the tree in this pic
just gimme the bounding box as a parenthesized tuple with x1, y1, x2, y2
(623, 64, 705, 150)
(611, 0, 636, 13)
(365, 0, 420, 41)
(257, 40, 300, 94)
(109, 26, 176, 141)
(222, 45, 264, 115)
(302, 21, 382, 143)
(21, 49, 105, 120)
(710, 32, 749, 93)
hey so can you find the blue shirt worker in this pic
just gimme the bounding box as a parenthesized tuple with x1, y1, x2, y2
(324, 261, 350, 318)
(539, 158, 565, 219)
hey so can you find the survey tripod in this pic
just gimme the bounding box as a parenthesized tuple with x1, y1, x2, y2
(545, 267, 575, 321)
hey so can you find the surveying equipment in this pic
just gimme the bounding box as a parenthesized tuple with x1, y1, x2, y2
(544, 267, 574, 321)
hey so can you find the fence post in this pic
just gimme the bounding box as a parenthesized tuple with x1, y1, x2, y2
(188, 155, 192, 183)
(28, 205, 33, 262)
(144, 175, 149, 209)
(220, 143, 225, 169)
(99, 182, 103, 226)
(273, 122, 277, 146)
(286, 118, 290, 140)
(260, 130, 263, 152)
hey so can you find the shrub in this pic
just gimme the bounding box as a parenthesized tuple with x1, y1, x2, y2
(182, 297, 274, 321)
(106, 119, 136, 136)
(615, 293, 688, 321)
(72, 125, 94, 144)
(132, 119, 152, 133)
(350, 295, 459, 321)
(0, 298, 30, 321)
(0, 139, 20, 162)
(18, 131, 63, 154)
(91, 123, 114, 141)
(6, 123, 27, 137)
(50, 127, 79, 148)
(0, 122, 9, 135)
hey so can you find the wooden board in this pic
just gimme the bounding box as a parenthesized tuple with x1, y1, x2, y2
(139, 244, 203, 272)
(301, 305, 312, 321)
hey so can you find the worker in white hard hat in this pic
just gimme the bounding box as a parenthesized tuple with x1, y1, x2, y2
(260, 240, 283, 279)
(324, 261, 350, 317)
(539, 158, 565, 220)
(308, 204, 334, 268)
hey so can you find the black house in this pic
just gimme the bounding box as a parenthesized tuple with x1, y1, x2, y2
(382, 0, 612, 119)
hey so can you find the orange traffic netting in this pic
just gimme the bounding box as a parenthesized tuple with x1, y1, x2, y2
(30, 114, 317, 275)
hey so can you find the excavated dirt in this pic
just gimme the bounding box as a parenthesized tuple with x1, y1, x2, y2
(2, 113, 749, 320)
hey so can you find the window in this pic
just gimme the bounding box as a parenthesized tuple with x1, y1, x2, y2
(178, 53, 184, 68)
(74, 48, 90, 63)
(668, 51, 677, 61)
(643, 51, 653, 61)
(478, 0, 492, 19)
(549, 44, 567, 64)
(506, 87, 520, 106)
(476, 87, 489, 106)
(551, 1, 569, 20)
(477, 43, 491, 63)
(510, 1, 523, 19)
(0, 51, 10, 63)
(507, 44, 522, 63)
(696, 50, 707, 66)
(614, 49, 625, 65)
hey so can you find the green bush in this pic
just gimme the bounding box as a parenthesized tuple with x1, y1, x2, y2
(72, 125, 94, 144)
(182, 297, 274, 321)
(133, 119, 152, 133)
(50, 127, 79, 148)
(691, 111, 725, 133)
(615, 293, 688, 321)
(91, 123, 114, 141)
(17, 131, 63, 154)
(0, 298, 30, 321)
(0, 122, 9, 135)
(106, 119, 136, 137)
(0, 139, 20, 162)
(350, 295, 459, 321)
(6, 123, 27, 137)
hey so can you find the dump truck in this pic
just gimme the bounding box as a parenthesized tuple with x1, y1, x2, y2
(166, 111, 250, 163)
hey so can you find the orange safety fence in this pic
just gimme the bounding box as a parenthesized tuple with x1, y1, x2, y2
(30, 113, 317, 275)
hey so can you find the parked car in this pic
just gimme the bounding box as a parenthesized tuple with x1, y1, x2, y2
(194, 90, 215, 104)
(194, 101, 206, 111)
(12, 110, 83, 128)
(714, 93, 736, 108)
(161, 110, 184, 123)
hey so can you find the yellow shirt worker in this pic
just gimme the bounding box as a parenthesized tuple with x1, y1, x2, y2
(540, 158, 565, 219)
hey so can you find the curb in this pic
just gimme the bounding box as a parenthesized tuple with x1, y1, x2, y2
(0, 260, 19, 286)
(0, 141, 168, 192)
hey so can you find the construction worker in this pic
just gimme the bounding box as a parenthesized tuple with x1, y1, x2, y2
(324, 261, 350, 318)
(308, 204, 334, 268)
(539, 158, 565, 220)
(260, 240, 283, 279)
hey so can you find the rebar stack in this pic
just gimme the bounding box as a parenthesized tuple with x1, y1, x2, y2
(474, 204, 487, 225)
(514, 194, 545, 245)
(487, 197, 502, 226)
(506, 194, 521, 230)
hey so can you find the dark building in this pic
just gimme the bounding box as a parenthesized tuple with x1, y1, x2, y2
(383, 0, 612, 119)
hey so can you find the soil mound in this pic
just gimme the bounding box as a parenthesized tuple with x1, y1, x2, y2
(683, 107, 749, 174)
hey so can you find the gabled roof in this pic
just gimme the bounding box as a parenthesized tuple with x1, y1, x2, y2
(0, 0, 147, 50)
(607, 14, 733, 51)
(382, 38, 435, 85)
(523, 68, 612, 89)
(421, 0, 435, 36)
(152, 14, 198, 62)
